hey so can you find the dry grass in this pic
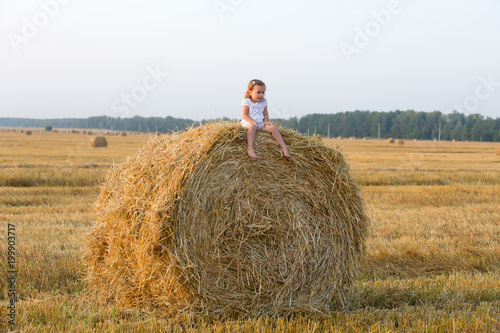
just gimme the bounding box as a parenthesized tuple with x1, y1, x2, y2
(88, 136, 107, 148)
(0, 130, 498, 331)
(86, 123, 368, 316)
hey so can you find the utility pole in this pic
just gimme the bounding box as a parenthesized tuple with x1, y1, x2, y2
(327, 123, 330, 139)
(378, 122, 381, 139)
(439, 122, 441, 141)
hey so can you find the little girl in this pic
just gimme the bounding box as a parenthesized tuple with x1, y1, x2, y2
(240, 79, 291, 159)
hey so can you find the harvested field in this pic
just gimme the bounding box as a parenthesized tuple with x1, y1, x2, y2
(0, 129, 498, 331)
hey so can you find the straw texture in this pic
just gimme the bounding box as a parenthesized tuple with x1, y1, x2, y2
(89, 136, 108, 148)
(85, 122, 368, 316)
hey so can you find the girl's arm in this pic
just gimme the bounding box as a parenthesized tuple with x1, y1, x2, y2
(242, 106, 257, 124)
(263, 106, 270, 123)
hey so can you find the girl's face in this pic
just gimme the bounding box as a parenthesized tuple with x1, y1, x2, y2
(249, 85, 266, 103)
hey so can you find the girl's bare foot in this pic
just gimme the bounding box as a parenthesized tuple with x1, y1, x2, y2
(247, 149, 258, 159)
(281, 147, 291, 158)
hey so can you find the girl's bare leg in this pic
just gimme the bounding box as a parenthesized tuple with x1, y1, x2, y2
(244, 123, 259, 159)
(262, 123, 291, 157)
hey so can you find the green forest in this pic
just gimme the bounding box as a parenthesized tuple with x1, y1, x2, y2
(2, 110, 499, 141)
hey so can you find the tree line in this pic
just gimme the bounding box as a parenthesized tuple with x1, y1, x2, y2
(1, 110, 499, 141)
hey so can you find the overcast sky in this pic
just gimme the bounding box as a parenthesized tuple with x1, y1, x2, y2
(1, 0, 499, 120)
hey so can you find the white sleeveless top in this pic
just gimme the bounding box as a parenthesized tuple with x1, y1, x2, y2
(241, 98, 267, 124)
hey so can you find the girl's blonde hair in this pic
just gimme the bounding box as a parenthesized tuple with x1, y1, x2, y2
(244, 79, 266, 99)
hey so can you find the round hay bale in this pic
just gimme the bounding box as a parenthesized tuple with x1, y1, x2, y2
(363, 137, 367, 141)
(337, 136, 343, 140)
(82, 130, 87, 135)
(26, 130, 32, 135)
(87, 131, 93, 135)
(413, 139, 418, 142)
(19, 129, 24, 133)
(387, 138, 395, 143)
(121, 131, 127, 137)
(51, 129, 58, 133)
(398, 139, 404, 145)
(89, 136, 108, 148)
(85, 123, 368, 316)
(452, 139, 456, 143)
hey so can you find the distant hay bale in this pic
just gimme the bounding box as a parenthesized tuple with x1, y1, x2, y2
(26, 130, 32, 135)
(413, 139, 418, 142)
(19, 129, 24, 133)
(433, 139, 437, 142)
(337, 136, 343, 140)
(120, 131, 127, 137)
(89, 136, 108, 148)
(398, 139, 404, 145)
(87, 131, 93, 135)
(51, 129, 58, 133)
(387, 138, 395, 143)
(86, 122, 368, 316)
(363, 137, 367, 141)
(82, 130, 87, 135)
(453, 139, 456, 143)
